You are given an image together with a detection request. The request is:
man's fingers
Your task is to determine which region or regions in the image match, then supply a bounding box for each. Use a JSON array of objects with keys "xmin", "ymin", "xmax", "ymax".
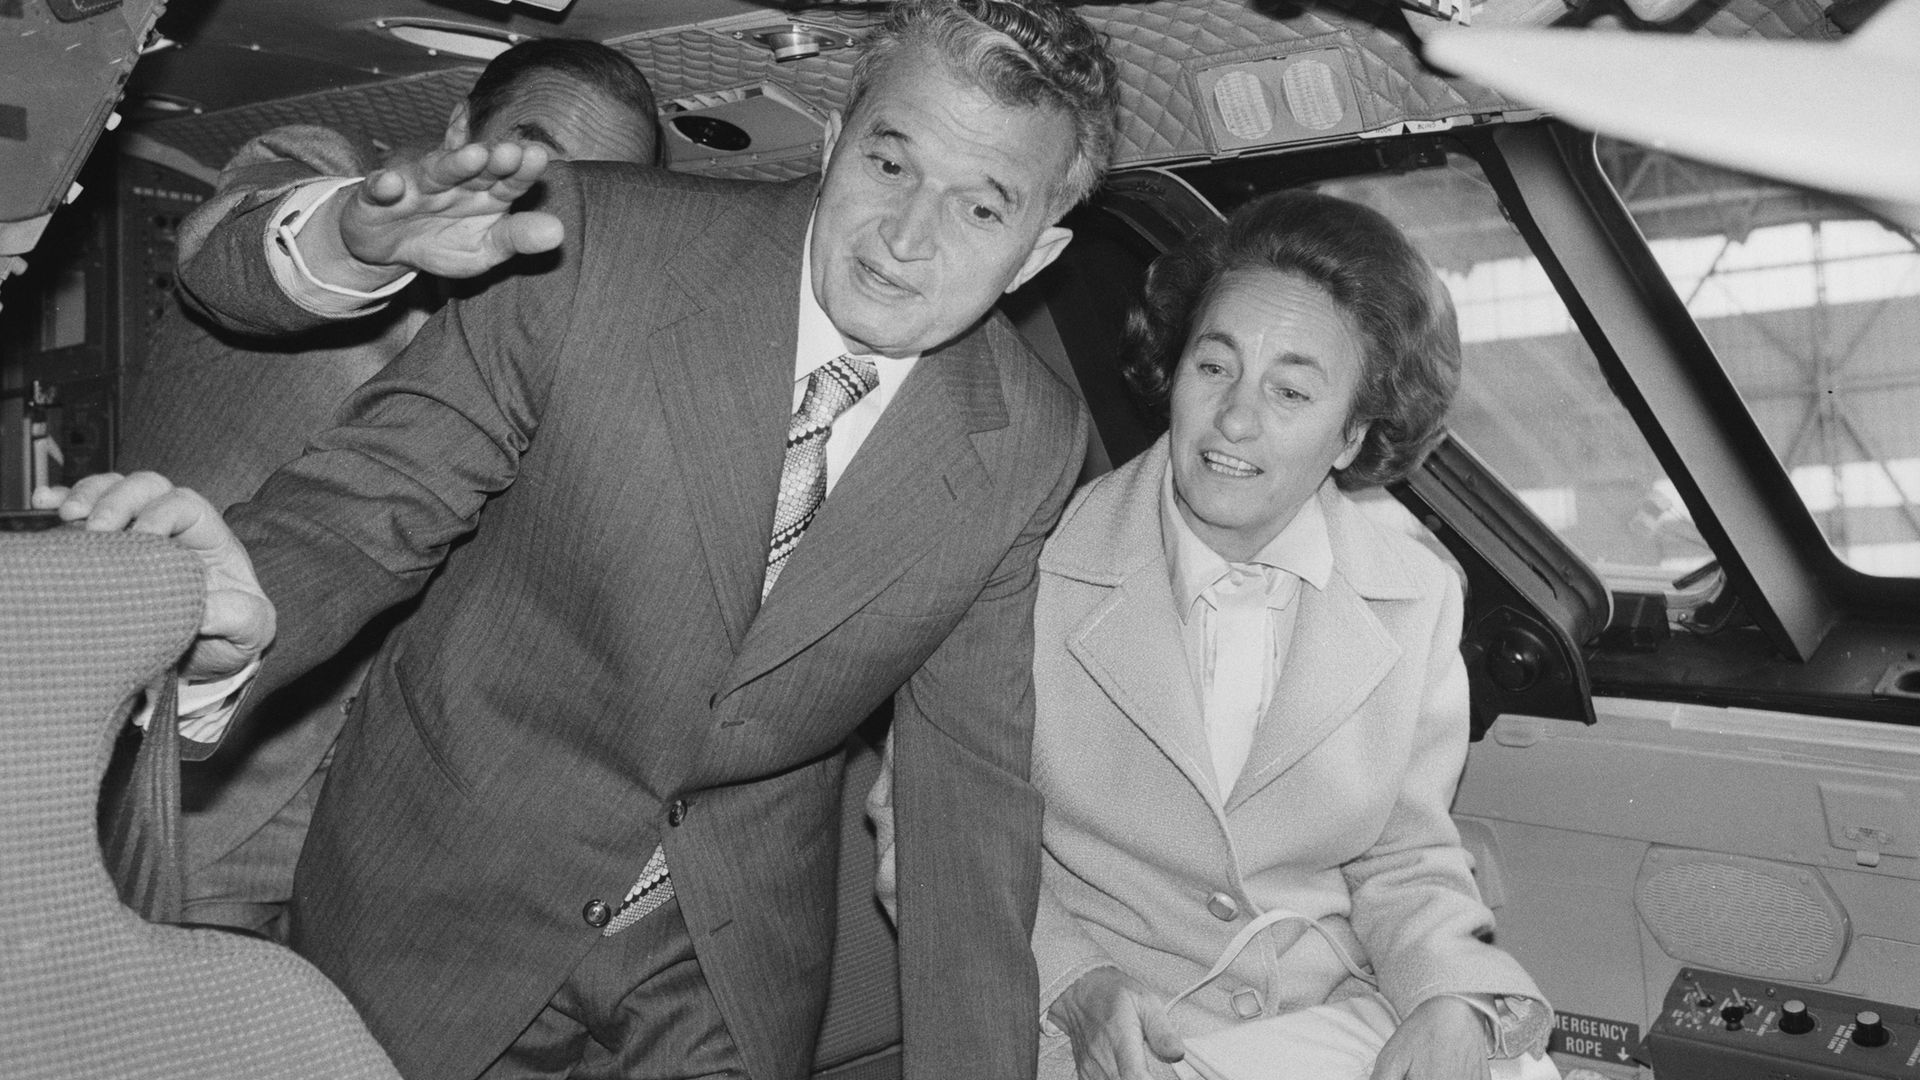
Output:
[
  {"xmin": 361, "ymin": 168, "xmax": 409, "ymax": 207},
  {"xmin": 203, "ymin": 587, "xmax": 278, "ymax": 658},
  {"xmin": 52, "ymin": 471, "xmax": 124, "ymax": 518},
  {"xmin": 70, "ymin": 471, "xmax": 172, "ymax": 529},
  {"xmin": 418, "ymin": 141, "xmax": 495, "ymax": 191},
  {"xmin": 502, "ymin": 211, "xmax": 564, "ymax": 257}
]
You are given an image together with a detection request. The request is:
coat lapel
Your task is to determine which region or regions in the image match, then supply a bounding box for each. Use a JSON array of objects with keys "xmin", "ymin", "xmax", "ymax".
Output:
[
  {"xmin": 1067, "ymin": 570, "xmax": 1219, "ymax": 805},
  {"xmin": 1225, "ymin": 489, "xmax": 1415, "ymax": 810},
  {"xmin": 649, "ymin": 179, "xmax": 819, "ymax": 649},
  {"xmin": 1047, "ymin": 439, "xmax": 1220, "ymax": 805},
  {"xmin": 720, "ymin": 318, "xmax": 1007, "ymax": 696}
]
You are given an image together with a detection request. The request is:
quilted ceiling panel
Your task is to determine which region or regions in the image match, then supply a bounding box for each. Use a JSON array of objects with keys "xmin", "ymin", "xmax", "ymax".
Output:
[{"xmin": 137, "ymin": 0, "xmax": 1834, "ymax": 180}]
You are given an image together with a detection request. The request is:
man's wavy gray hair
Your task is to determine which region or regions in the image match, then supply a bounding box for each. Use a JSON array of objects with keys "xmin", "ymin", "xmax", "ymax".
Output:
[{"xmin": 847, "ymin": 0, "xmax": 1120, "ymax": 215}]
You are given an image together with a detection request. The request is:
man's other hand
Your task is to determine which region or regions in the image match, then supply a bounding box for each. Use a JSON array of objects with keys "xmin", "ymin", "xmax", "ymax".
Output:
[
  {"xmin": 34, "ymin": 472, "xmax": 276, "ymax": 682},
  {"xmin": 1050, "ymin": 965, "xmax": 1187, "ymax": 1080},
  {"xmin": 322, "ymin": 140, "xmax": 566, "ymax": 289}
]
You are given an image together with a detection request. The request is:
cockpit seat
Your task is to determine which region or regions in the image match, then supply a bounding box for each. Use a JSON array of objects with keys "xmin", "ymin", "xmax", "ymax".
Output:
[{"xmin": 0, "ymin": 528, "xmax": 399, "ymax": 1080}]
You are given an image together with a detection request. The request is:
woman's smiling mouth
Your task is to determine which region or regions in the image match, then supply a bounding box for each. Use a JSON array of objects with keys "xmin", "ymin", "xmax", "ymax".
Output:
[{"xmin": 1201, "ymin": 449, "xmax": 1261, "ymax": 477}]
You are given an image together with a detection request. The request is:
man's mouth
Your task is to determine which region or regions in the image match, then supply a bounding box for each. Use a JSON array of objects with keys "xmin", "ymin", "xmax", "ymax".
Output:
[
  {"xmin": 855, "ymin": 258, "xmax": 916, "ymax": 298},
  {"xmin": 1201, "ymin": 449, "xmax": 1261, "ymax": 478}
]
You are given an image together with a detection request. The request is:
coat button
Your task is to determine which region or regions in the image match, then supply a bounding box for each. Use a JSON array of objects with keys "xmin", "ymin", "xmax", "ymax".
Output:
[
  {"xmin": 1207, "ymin": 892, "xmax": 1239, "ymax": 921},
  {"xmin": 1232, "ymin": 988, "xmax": 1263, "ymax": 1019},
  {"xmin": 667, "ymin": 799, "xmax": 688, "ymax": 826},
  {"xmin": 582, "ymin": 899, "xmax": 611, "ymax": 928}
]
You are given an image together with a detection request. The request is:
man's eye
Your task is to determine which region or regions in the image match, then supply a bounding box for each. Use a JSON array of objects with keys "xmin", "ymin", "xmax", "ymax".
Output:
[
  {"xmin": 872, "ymin": 155, "xmax": 904, "ymax": 177},
  {"xmin": 970, "ymin": 204, "xmax": 1003, "ymax": 224}
]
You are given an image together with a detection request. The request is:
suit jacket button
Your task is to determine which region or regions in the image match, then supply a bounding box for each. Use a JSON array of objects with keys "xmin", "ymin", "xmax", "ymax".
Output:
[
  {"xmin": 1207, "ymin": 892, "xmax": 1239, "ymax": 921},
  {"xmin": 667, "ymin": 799, "xmax": 688, "ymax": 827},
  {"xmin": 582, "ymin": 899, "xmax": 612, "ymax": 928},
  {"xmin": 1231, "ymin": 988, "xmax": 1262, "ymax": 1019}
]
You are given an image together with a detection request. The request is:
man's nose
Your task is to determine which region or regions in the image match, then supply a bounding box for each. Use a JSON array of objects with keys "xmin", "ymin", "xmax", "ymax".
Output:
[{"xmin": 880, "ymin": 190, "xmax": 939, "ymax": 262}]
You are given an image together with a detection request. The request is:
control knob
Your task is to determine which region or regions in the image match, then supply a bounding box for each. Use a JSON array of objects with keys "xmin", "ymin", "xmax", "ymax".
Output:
[
  {"xmin": 1853, "ymin": 1011, "xmax": 1889, "ymax": 1048},
  {"xmin": 1778, "ymin": 1000, "xmax": 1815, "ymax": 1035}
]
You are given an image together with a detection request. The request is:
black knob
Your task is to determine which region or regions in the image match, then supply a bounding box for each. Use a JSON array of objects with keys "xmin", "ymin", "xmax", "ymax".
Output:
[
  {"xmin": 1487, "ymin": 627, "xmax": 1550, "ymax": 692},
  {"xmin": 1721, "ymin": 1003, "xmax": 1748, "ymax": 1030},
  {"xmin": 667, "ymin": 798, "xmax": 688, "ymax": 826},
  {"xmin": 1779, "ymin": 1000, "xmax": 1815, "ymax": 1035},
  {"xmin": 1853, "ymin": 1011, "xmax": 1889, "ymax": 1048}
]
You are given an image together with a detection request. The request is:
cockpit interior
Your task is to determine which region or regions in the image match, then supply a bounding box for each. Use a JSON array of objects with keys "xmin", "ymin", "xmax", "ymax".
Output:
[{"xmin": 3, "ymin": 0, "xmax": 1917, "ymax": 1078}]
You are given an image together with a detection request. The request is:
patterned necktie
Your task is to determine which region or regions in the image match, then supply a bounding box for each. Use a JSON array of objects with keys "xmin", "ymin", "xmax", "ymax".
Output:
[{"xmin": 763, "ymin": 354, "xmax": 879, "ymax": 599}]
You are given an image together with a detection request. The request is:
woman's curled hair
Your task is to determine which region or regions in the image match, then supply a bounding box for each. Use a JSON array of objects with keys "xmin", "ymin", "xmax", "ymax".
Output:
[{"xmin": 1122, "ymin": 188, "xmax": 1462, "ymax": 489}]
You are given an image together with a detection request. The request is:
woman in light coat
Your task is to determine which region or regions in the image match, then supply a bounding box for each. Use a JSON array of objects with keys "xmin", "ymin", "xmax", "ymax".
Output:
[{"xmin": 1033, "ymin": 191, "xmax": 1558, "ymax": 1080}]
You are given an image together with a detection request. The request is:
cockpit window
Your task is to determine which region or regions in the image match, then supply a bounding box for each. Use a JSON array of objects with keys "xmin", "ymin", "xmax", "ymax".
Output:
[
  {"xmin": 1313, "ymin": 150, "xmax": 1717, "ymax": 598},
  {"xmin": 1598, "ymin": 139, "xmax": 1920, "ymax": 580}
]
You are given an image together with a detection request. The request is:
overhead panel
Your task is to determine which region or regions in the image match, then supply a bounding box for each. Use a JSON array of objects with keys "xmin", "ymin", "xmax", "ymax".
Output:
[{"xmin": 129, "ymin": 0, "xmax": 1836, "ymax": 181}]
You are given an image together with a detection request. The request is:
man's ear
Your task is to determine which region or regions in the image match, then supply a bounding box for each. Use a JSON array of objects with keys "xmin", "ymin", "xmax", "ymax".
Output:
[
  {"xmin": 1005, "ymin": 225, "xmax": 1073, "ymax": 294},
  {"xmin": 819, "ymin": 110, "xmax": 844, "ymax": 173},
  {"xmin": 444, "ymin": 101, "xmax": 472, "ymax": 149}
]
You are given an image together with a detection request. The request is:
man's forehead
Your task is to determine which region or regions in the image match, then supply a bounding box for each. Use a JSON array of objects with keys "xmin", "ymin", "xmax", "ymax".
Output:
[{"xmin": 846, "ymin": 78, "xmax": 1074, "ymax": 199}]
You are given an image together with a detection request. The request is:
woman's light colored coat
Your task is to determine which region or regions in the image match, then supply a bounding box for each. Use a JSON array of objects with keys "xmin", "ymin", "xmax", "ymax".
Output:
[{"xmin": 1032, "ymin": 437, "xmax": 1543, "ymax": 1069}]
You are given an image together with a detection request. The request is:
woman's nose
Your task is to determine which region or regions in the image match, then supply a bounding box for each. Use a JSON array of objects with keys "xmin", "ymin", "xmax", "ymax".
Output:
[{"xmin": 1215, "ymin": 386, "xmax": 1260, "ymax": 441}]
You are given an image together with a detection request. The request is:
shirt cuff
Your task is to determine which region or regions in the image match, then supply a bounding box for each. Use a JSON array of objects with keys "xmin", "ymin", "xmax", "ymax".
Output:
[
  {"xmin": 1441, "ymin": 992, "xmax": 1555, "ymax": 1059},
  {"xmin": 268, "ymin": 177, "xmax": 417, "ymax": 317},
  {"xmin": 129, "ymin": 660, "xmax": 261, "ymax": 753}
]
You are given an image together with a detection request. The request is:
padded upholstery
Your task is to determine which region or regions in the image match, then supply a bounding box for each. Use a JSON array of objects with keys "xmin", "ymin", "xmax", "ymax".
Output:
[{"xmin": 0, "ymin": 529, "xmax": 400, "ymax": 1080}]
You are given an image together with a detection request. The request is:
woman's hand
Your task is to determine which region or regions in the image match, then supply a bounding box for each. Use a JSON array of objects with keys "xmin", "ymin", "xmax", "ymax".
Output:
[
  {"xmin": 1369, "ymin": 995, "xmax": 1492, "ymax": 1080},
  {"xmin": 1048, "ymin": 966, "xmax": 1186, "ymax": 1080}
]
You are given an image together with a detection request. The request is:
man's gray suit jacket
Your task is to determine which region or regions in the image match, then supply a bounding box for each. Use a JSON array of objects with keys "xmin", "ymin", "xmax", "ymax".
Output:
[{"xmin": 223, "ymin": 162, "xmax": 1088, "ymax": 1080}]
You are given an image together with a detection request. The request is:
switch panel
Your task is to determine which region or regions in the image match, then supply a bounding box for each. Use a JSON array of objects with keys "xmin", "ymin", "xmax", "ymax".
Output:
[{"xmin": 1646, "ymin": 967, "xmax": 1920, "ymax": 1080}]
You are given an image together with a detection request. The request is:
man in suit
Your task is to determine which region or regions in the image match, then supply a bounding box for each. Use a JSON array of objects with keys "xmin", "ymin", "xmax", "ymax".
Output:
[
  {"xmin": 49, "ymin": 1, "xmax": 1118, "ymax": 1078},
  {"xmin": 116, "ymin": 38, "xmax": 660, "ymax": 940}
]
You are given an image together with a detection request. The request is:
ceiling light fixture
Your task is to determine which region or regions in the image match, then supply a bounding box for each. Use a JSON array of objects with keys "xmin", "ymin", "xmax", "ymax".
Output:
[
  {"xmin": 734, "ymin": 22, "xmax": 857, "ymax": 62},
  {"xmin": 368, "ymin": 18, "xmax": 529, "ymax": 60}
]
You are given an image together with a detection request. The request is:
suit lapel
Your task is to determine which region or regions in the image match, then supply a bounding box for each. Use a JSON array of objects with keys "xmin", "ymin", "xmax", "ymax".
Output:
[
  {"xmin": 1226, "ymin": 564, "xmax": 1400, "ymax": 811},
  {"xmin": 649, "ymin": 179, "xmax": 818, "ymax": 649},
  {"xmin": 721, "ymin": 320, "xmax": 1006, "ymax": 695}
]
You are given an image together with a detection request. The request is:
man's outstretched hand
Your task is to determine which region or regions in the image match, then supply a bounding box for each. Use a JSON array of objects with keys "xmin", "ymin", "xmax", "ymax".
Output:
[{"xmin": 308, "ymin": 139, "xmax": 565, "ymax": 291}]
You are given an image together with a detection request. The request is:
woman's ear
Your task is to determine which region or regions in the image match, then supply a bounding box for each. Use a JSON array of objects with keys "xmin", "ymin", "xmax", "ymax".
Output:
[{"xmin": 1335, "ymin": 420, "xmax": 1371, "ymax": 471}]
